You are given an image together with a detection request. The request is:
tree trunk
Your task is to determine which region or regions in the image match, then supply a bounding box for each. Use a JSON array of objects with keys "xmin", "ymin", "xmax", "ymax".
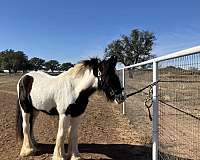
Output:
[
  {"xmin": 128, "ymin": 68, "xmax": 133, "ymax": 79},
  {"xmin": 8, "ymin": 68, "xmax": 12, "ymax": 74},
  {"xmin": 14, "ymin": 69, "xmax": 17, "ymax": 73}
]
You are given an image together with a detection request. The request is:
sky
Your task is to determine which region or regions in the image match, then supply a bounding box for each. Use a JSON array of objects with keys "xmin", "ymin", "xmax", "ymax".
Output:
[{"xmin": 0, "ymin": 0, "xmax": 200, "ymax": 63}]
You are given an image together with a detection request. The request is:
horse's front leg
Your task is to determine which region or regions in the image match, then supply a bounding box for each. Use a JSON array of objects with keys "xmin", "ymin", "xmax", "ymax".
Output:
[
  {"xmin": 53, "ymin": 114, "xmax": 68, "ymax": 160},
  {"xmin": 67, "ymin": 116, "xmax": 82, "ymax": 160}
]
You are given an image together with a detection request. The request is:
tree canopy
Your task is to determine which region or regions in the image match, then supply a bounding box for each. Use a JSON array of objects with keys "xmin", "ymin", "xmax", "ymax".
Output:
[
  {"xmin": 0, "ymin": 49, "xmax": 28, "ymax": 73},
  {"xmin": 60, "ymin": 62, "xmax": 74, "ymax": 71},
  {"xmin": 29, "ymin": 57, "xmax": 45, "ymax": 71},
  {"xmin": 104, "ymin": 29, "xmax": 156, "ymax": 66},
  {"xmin": 45, "ymin": 60, "xmax": 60, "ymax": 72}
]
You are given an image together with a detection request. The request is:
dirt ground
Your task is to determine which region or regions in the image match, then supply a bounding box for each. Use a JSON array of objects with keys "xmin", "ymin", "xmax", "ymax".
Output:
[{"xmin": 0, "ymin": 75, "xmax": 151, "ymax": 160}]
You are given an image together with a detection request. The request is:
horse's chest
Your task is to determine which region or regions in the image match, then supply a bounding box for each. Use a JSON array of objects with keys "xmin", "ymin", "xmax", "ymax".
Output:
[
  {"xmin": 65, "ymin": 87, "xmax": 96, "ymax": 117},
  {"xmin": 65, "ymin": 100, "xmax": 88, "ymax": 117}
]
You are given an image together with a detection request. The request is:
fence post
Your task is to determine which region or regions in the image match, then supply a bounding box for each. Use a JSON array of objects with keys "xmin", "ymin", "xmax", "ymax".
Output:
[
  {"xmin": 122, "ymin": 68, "xmax": 126, "ymax": 115},
  {"xmin": 152, "ymin": 61, "xmax": 159, "ymax": 160}
]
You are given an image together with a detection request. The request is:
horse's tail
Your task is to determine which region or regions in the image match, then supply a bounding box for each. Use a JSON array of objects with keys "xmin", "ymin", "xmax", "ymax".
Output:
[
  {"xmin": 16, "ymin": 98, "xmax": 23, "ymax": 142},
  {"xmin": 16, "ymin": 75, "xmax": 34, "ymax": 142}
]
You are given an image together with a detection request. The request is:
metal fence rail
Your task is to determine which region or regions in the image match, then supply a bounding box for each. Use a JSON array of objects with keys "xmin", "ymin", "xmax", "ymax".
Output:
[{"xmin": 118, "ymin": 45, "xmax": 200, "ymax": 160}]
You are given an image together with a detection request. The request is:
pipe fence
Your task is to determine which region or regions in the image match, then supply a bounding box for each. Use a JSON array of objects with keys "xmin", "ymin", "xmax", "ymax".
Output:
[{"xmin": 118, "ymin": 45, "xmax": 200, "ymax": 160}]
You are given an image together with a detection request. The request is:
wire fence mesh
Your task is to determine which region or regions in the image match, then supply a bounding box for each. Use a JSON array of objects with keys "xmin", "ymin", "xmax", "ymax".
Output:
[
  {"xmin": 118, "ymin": 65, "xmax": 153, "ymax": 159},
  {"xmin": 118, "ymin": 51, "xmax": 200, "ymax": 160},
  {"xmin": 158, "ymin": 53, "xmax": 200, "ymax": 160}
]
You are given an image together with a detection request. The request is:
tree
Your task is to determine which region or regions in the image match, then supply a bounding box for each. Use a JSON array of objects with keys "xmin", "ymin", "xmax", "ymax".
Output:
[
  {"xmin": 60, "ymin": 62, "xmax": 74, "ymax": 71},
  {"xmin": 0, "ymin": 55, "xmax": 4, "ymax": 71},
  {"xmin": 29, "ymin": 57, "xmax": 45, "ymax": 71},
  {"xmin": 0, "ymin": 49, "xmax": 28, "ymax": 73},
  {"xmin": 13, "ymin": 51, "xmax": 29, "ymax": 73},
  {"xmin": 105, "ymin": 29, "xmax": 156, "ymax": 65},
  {"xmin": 104, "ymin": 29, "xmax": 156, "ymax": 77},
  {"xmin": 45, "ymin": 60, "xmax": 60, "ymax": 72},
  {"xmin": 0, "ymin": 49, "xmax": 15, "ymax": 73}
]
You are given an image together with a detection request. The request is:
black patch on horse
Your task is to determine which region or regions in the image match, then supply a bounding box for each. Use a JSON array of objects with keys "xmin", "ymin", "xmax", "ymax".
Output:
[
  {"xmin": 16, "ymin": 75, "xmax": 34, "ymax": 141},
  {"xmin": 18, "ymin": 75, "xmax": 34, "ymax": 113},
  {"xmin": 65, "ymin": 87, "xmax": 96, "ymax": 117}
]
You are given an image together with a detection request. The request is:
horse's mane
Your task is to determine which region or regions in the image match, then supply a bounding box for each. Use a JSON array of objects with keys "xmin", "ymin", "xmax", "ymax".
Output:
[{"xmin": 63, "ymin": 58, "xmax": 100, "ymax": 78}]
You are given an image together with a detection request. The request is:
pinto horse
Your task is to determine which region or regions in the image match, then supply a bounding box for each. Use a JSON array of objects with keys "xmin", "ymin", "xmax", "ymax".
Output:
[{"xmin": 16, "ymin": 56, "xmax": 124, "ymax": 160}]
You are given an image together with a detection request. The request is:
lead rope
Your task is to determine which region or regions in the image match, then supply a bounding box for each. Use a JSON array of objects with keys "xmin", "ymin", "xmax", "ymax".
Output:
[
  {"xmin": 125, "ymin": 80, "xmax": 160, "ymax": 121},
  {"xmin": 144, "ymin": 87, "xmax": 153, "ymax": 121}
]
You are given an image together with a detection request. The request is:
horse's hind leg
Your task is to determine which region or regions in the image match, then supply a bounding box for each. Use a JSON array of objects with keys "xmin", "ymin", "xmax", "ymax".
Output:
[
  {"xmin": 30, "ymin": 110, "xmax": 39, "ymax": 146},
  {"xmin": 20, "ymin": 109, "xmax": 36, "ymax": 156},
  {"xmin": 17, "ymin": 75, "xmax": 36, "ymax": 156}
]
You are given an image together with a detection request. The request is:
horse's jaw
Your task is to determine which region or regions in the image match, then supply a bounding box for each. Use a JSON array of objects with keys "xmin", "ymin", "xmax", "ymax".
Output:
[{"xmin": 92, "ymin": 77, "xmax": 98, "ymax": 88}]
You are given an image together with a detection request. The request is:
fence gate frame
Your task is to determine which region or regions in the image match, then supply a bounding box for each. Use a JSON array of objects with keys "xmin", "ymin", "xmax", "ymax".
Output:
[{"xmin": 119, "ymin": 45, "xmax": 200, "ymax": 160}]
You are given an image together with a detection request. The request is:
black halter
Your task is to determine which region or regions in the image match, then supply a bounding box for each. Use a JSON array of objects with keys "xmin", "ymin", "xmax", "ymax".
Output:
[{"xmin": 97, "ymin": 69, "xmax": 115, "ymax": 96}]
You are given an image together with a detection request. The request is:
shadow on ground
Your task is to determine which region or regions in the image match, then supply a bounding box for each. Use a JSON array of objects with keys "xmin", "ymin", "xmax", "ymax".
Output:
[
  {"xmin": 34, "ymin": 143, "xmax": 193, "ymax": 160},
  {"xmin": 35, "ymin": 143, "xmax": 151, "ymax": 160}
]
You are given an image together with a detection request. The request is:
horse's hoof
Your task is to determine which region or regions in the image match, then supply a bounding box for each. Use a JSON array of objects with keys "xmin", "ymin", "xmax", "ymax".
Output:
[
  {"xmin": 66, "ymin": 153, "xmax": 72, "ymax": 159},
  {"xmin": 70, "ymin": 155, "xmax": 82, "ymax": 160},
  {"xmin": 52, "ymin": 156, "xmax": 65, "ymax": 160},
  {"xmin": 20, "ymin": 147, "xmax": 36, "ymax": 157}
]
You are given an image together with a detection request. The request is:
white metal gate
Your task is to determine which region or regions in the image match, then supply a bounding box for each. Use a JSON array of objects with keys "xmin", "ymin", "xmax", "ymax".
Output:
[{"xmin": 119, "ymin": 45, "xmax": 200, "ymax": 160}]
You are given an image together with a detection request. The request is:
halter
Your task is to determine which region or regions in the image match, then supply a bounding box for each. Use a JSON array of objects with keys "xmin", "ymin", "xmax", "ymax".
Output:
[
  {"xmin": 97, "ymin": 69, "xmax": 116, "ymax": 97},
  {"xmin": 97, "ymin": 69, "xmax": 103, "ymax": 89}
]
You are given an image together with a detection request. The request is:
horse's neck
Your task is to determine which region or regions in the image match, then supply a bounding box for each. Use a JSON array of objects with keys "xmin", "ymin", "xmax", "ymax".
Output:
[
  {"xmin": 73, "ymin": 69, "xmax": 98, "ymax": 94},
  {"xmin": 58, "ymin": 68, "xmax": 98, "ymax": 96}
]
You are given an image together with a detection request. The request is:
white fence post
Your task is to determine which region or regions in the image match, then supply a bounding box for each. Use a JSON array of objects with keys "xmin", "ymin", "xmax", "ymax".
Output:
[
  {"xmin": 122, "ymin": 68, "xmax": 126, "ymax": 115},
  {"xmin": 152, "ymin": 61, "xmax": 159, "ymax": 160}
]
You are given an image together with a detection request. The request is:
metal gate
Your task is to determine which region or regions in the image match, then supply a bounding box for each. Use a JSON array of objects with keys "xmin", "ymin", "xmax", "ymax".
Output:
[{"xmin": 118, "ymin": 45, "xmax": 200, "ymax": 160}]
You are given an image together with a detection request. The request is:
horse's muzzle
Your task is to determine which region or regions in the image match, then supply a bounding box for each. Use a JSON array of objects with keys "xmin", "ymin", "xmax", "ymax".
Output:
[{"xmin": 115, "ymin": 93, "xmax": 126, "ymax": 104}]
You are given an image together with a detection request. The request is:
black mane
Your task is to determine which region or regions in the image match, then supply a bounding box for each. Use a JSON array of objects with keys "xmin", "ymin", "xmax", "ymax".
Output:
[
  {"xmin": 81, "ymin": 57, "xmax": 100, "ymax": 67},
  {"xmin": 81, "ymin": 58, "xmax": 101, "ymax": 77}
]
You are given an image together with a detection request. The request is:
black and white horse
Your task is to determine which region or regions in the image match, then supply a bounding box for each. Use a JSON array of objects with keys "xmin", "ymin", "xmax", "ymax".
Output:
[{"xmin": 16, "ymin": 56, "xmax": 124, "ymax": 160}]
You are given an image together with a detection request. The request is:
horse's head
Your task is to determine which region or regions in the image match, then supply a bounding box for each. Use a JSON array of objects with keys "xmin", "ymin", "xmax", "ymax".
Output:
[{"xmin": 97, "ymin": 56, "xmax": 125, "ymax": 104}]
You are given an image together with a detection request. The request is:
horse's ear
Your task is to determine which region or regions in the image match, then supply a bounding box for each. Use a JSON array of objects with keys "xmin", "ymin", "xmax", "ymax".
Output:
[
  {"xmin": 98, "ymin": 60, "xmax": 104, "ymax": 72},
  {"xmin": 108, "ymin": 56, "xmax": 117, "ymax": 68}
]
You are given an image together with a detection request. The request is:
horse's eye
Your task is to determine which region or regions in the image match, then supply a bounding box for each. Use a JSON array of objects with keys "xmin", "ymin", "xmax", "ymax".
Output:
[{"xmin": 110, "ymin": 90, "xmax": 115, "ymax": 96}]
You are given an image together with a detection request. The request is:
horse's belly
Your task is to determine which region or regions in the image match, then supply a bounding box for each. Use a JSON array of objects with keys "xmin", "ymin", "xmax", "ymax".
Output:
[{"xmin": 30, "ymin": 92, "xmax": 56, "ymax": 112}]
